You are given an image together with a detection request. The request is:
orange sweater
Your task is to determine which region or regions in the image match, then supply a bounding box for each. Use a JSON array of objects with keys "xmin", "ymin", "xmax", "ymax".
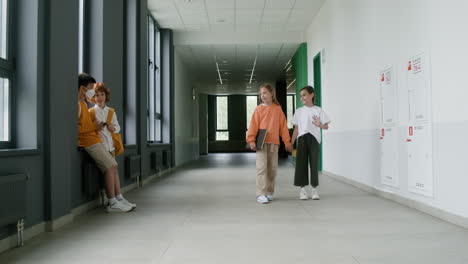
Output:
[
  {"xmin": 246, "ymin": 103, "xmax": 291, "ymax": 147},
  {"xmin": 78, "ymin": 101, "xmax": 102, "ymax": 147}
]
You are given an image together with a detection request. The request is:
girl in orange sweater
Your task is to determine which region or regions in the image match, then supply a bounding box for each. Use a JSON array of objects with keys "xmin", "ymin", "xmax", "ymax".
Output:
[{"xmin": 247, "ymin": 84, "xmax": 293, "ymax": 204}]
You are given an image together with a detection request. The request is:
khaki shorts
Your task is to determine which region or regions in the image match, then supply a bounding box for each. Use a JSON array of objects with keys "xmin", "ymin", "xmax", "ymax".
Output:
[{"xmin": 85, "ymin": 143, "xmax": 118, "ymax": 172}]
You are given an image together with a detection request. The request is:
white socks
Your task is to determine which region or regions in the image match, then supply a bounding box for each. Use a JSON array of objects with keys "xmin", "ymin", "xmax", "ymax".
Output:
[
  {"xmin": 108, "ymin": 197, "xmax": 118, "ymax": 205},
  {"xmin": 116, "ymin": 194, "xmax": 124, "ymax": 200}
]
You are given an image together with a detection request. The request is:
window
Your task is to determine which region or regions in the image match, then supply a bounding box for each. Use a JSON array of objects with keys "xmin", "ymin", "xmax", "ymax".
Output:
[
  {"xmin": 0, "ymin": 0, "xmax": 11, "ymax": 146},
  {"xmin": 287, "ymin": 94, "xmax": 295, "ymax": 129},
  {"xmin": 78, "ymin": 0, "xmax": 85, "ymax": 72},
  {"xmin": 216, "ymin": 96, "xmax": 228, "ymax": 140},
  {"xmin": 147, "ymin": 15, "xmax": 162, "ymax": 142},
  {"xmin": 246, "ymin": 95, "xmax": 258, "ymax": 129}
]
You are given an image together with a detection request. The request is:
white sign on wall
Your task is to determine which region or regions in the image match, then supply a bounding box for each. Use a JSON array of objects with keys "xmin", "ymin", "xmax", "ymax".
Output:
[
  {"xmin": 406, "ymin": 52, "xmax": 434, "ymax": 197},
  {"xmin": 407, "ymin": 53, "xmax": 432, "ymax": 122},
  {"xmin": 406, "ymin": 123, "xmax": 434, "ymax": 197},
  {"xmin": 380, "ymin": 127, "xmax": 399, "ymax": 187},
  {"xmin": 380, "ymin": 66, "xmax": 397, "ymax": 125},
  {"xmin": 379, "ymin": 66, "xmax": 399, "ymax": 188}
]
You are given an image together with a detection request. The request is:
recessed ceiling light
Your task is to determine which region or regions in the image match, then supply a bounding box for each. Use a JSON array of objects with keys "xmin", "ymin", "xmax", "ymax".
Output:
[
  {"xmin": 185, "ymin": 0, "xmax": 193, "ymax": 3},
  {"xmin": 217, "ymin": 19, "xmax": 226, "ymax": 23}
]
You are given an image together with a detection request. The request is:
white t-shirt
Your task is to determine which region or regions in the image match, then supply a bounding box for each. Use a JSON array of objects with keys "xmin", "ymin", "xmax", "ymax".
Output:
[
  {"xmin": 292, "ymin": 105, "xmax": 330, "ymax": 144},
  {"xmin": 93, "ymin": 105, "xmax": 121, "ymax": 152}
]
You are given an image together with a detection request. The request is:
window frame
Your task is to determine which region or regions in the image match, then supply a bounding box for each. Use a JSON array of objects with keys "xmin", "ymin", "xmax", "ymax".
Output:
[
  {"xmin": 246, "ymin": 95, "xmax": 258, "ymax": 131},
  {"xmin": 215, "ymin": 95, "xmax": 229, "ymax": 141},
  {"xmin": 78, "ymin": 0, "xmax": 88, "ymax": 73},
  {"xmin": 287, "ymin": 94, "xmax": 295, "ymax": 129},
  {"xmin": 147, "ymin": 14, "xmax": 162, "ymax": 143},
  {"xmin": 0, "ymin": 0, "xmax": 14, "ymax": 149}
]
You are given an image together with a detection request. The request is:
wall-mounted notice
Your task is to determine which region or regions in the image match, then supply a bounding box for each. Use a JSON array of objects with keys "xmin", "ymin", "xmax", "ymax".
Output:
[
  {"xmin": 406, "ymin": 52, "xmax": 434, "ymax": 198},
  {"xmin": 407, "ymin": 123, "xmax": 434, "ymax": 197},
  {"xmin": 380, "ymin": 66, "xmax": 397, "ymax": 125},
  {"xmin": 380, "ymin": 126, "xmax": 399, "ymax": 187},
  {"xmin": 407, "ymin": 53, "xmax": 432, "ymax": 122}
]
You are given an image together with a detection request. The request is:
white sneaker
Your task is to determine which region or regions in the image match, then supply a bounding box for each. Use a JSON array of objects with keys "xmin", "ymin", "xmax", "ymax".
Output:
[
  {"xmin": 257, "ymin": 195, "xmax": 269, "ymax": 204},
  {"xmin": 299, "ymin": 188, "xmax": 308, "ymax": 200},
  {"xmin": 106, "ymin": 200, "xmax": 132, "ymax": 213},
  {"xmin": 311, "ymin": 188, "xmax": 320, "ymax": 200},
  {"xmin": 118, "ymin": 198, "xmax": 136, "ymax": 210},
  {"xmin": 266, "ymin": 195, "xmax": 274, "ymax": 201}
]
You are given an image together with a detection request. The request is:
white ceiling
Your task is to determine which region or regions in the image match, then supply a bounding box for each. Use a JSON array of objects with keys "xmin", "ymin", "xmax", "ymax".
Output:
[
  {"xmin": 176, "ymin": 43, "xmax": 298, "ymax": 94},
  {"xmin": 148, "ymin": 0, "xmax": 326, "ymax": 33},
  {"xmin": 148, "ymin": 0, "xmax": 326, "ymax": 94}
]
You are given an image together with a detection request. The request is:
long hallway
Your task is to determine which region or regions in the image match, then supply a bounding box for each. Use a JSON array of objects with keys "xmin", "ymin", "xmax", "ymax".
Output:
[{"xmin": 1, "ymin": 153, "xmax": 468, "ymax": 264}]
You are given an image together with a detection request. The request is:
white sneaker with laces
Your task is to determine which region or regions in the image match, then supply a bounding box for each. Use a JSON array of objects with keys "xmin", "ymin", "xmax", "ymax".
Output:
[
  {"xmin": 257, "ymin": 195, "xmax": 269, "ymax": 204},
  {"xmin": 311, "ymin": 188, "xmax": 320, "ymax": 200},
  {"xmin": 106, "ymin": 200, "xmax": 132, "ymax": 213},
  {"xmin": 266, "ymin": 195, "xmax": 274, "ymax": 201},
  {"xmin": 299, "ymin": 188, "xmax": 308, "ymax": 200},
  {"xmin": 119, "ymin": 198, "xmax": 136, "ymax": 210}
]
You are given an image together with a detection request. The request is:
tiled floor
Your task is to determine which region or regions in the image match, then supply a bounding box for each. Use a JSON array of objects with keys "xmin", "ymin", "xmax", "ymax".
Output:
[{"xmin": 1, "ymin": 153, "xmax": 468, "ymax": 264}]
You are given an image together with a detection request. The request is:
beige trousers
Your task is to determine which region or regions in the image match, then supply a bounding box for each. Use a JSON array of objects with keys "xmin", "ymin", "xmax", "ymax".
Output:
[{"xmin": 256, "ymin": 143, "xmax": 279, "ymax": 196}]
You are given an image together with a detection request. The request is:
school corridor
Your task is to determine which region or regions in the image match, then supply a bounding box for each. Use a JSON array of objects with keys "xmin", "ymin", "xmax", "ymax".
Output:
[
  {"xmin": 2, "ymin": 0, "xmax": 468, "ymax": 263},
  {"xmin": 1, "ymin": 153, "xmax": 468, "ymax": 264}
]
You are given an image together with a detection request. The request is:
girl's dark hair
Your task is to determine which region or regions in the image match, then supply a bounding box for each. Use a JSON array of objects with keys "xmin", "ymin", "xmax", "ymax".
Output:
[
  {"xmin": 300, "ymin": 85, "xmax": 315, "ymax": 104},
  {"xmin": 78, "ymin": 73, "xmax": 96, "ymax": 89}
]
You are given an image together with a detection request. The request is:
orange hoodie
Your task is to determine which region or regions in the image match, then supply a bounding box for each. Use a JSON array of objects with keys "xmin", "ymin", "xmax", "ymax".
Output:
[{"xmin": 246, "ymin": 103, "xmax": 291, "ymax": 147}]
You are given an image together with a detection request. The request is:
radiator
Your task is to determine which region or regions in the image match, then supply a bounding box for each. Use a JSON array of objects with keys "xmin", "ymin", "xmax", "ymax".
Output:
[
  {"xmin": 163, "ymin": 150, "xmax": 172, "ymax": 169},
  {"xmin": 0, "ymin": 173, "xmax": 28, "ymax": 246},
  {"xmin": 150, "ymin": 152, "xmax": 163, "ymax": 170},
  {"xmin": 0, "ymin": 173, "xmax": 28, "ymax": 227},
  {"xmin": 125, "ymin": 155, "xmax": 141, "ymax": 179}
]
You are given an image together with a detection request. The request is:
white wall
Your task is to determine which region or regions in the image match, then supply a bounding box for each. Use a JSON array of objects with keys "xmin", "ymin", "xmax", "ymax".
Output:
[
  {"xmin": 174, "ymin": 51, "xmax": 199, "ymax": 166},
  {"xmin": 306, "ymin": 0, "xmax": 468, "ymax": 218}
]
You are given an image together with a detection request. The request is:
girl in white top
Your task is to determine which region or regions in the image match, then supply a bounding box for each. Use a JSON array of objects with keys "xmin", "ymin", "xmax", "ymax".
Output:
[
  {"xmin": 92, "ymin": 86, "xmax": 121, "ymax": 153},
  {"xmin": 89, "ymin": 82, "xmax": 136, "ymax": 211},
  {"xmin": 290, "ymin": 86, "xmax": 331, "ymax": 201}
]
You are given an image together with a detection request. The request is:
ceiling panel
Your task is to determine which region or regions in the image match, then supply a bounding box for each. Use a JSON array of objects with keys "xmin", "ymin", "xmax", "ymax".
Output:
[
  {"xmin": 184, "ymin": 24, "xmax": 211, "ymax": 31},
  {"xmin": 209, "ymin": 10, "xmax": 235, "ymax": 24},
  {"xmin": 261, "ymin": 9, "xmax": 290, "ymax": 23},
  {"xmin": 205, "ymin": 0, "xmax": 235, "ymax": 9},
  {"xmin": 236, "ymin": 0, "xmax": 266, "ymax": 9},
  {"xmin": 294, "ymin": 0, "xmax": 326, "ymax": 10},
  {"xmin": 288, "ymin": 10, "xmax": 314, "ymax": 24},
  {"xmin": 181, "ymin": 12, "xmax": 209, "ymax": 24},
  {"xmin": 260, "ymin": 24, "xmax": 285, "ymax": 32},
  {"xmin": 173, "ymin": 0, "xmax": 205, "ymax": 10},
  {"xmin": 236, "ymin": 9, "xmax": 263, "ymax": 24},
  {"xmin": 265, "ymin": 0, "xmax": 294, "ymax": 9},
  {"xmin": 211, "ymin": 24, "xmax": 236, "ymax": 32}
]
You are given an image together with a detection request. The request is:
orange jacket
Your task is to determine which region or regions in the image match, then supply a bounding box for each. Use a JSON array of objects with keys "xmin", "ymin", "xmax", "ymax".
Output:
[
  {"xmin": 246, "ymin": 103, "xmax": 291, "ymax": 147},
  {"xmin": 78, "ymin": 101, "xmax": 102, "ymax": 147}
]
